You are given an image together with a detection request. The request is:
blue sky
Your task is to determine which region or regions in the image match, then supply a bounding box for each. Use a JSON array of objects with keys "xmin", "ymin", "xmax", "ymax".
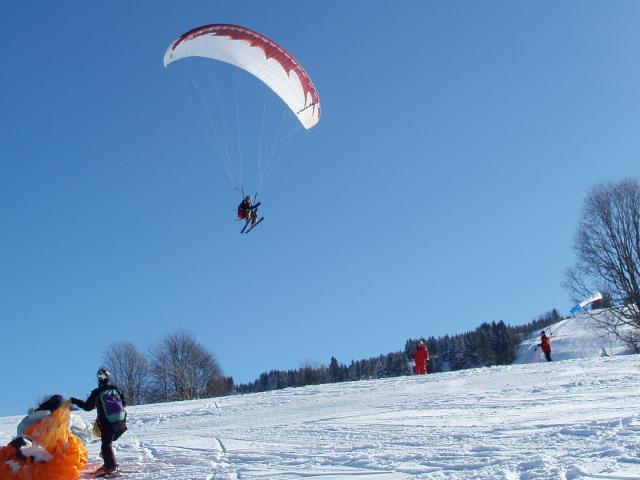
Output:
[{"xmin": 1, "ymin": 1, "xmax": 639, "ymax": 416}]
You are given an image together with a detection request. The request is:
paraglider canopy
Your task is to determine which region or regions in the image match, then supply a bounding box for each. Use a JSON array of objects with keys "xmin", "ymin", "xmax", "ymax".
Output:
[
  {"xmin": 164, "ymin": 23, "xmax": 321, "ymax": 130},
  {"xmin": 569, "ymin": 292, "xmax": 603, "ymax": 316}
]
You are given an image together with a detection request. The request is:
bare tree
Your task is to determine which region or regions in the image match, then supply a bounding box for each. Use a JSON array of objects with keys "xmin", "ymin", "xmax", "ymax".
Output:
[
  {"xmin": 564, "ymin": 178, "xmax": 640, "ymax": 352},
  {"xmin": 147, "ymin": 330, "xmax": 226, "ymax": 402},
  {"xmin": 103, "ymin": 341, "xmax": 149, "ymax": 405},
  {"xmin": 147, "ymin": 346, "xmax": 171, "ymax": 403}
]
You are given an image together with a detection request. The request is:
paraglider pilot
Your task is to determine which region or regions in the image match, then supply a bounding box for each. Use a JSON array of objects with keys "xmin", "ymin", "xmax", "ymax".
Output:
[{"xmin": 238, "ymin": 195, "xmax": 259, "ymax": 227}]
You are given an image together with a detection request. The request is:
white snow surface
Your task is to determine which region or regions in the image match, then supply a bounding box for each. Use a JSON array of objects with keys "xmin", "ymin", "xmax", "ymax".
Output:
[{"xmin": 1, "ymin": 314, "xmax": 639, "ymax": 479}]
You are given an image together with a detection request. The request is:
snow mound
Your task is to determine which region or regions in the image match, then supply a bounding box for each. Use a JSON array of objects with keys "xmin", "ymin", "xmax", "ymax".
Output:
[{"xmin": 514, "ymin": 309, "xmax": 632, "ymax": 364}]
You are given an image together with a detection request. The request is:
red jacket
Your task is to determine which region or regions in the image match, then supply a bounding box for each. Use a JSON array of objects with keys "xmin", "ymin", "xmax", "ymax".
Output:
[
  {"xmin": 413, "ymin": 345, "xmax": 429, "ymax": 364},
  {"xmin": 539, "ymin": 335, "xmax": 551, "ymax": 354}
]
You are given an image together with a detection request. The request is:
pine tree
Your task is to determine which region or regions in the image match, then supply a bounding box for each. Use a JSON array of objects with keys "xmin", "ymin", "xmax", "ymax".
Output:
[
  {"xmin": 476, "ymin": 330, "xmax": 496, "ymax": 366},
  {"xmin": 328, "ymin": 356, "xmax": 347, "ymax": 382}
]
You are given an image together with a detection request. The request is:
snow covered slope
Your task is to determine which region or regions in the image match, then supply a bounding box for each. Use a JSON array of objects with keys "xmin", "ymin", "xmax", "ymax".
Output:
[
  {"xmin": 514, "ymin": 310, "xmax": 632, "ymax": 364},
  {"xmin": 1, "ymin": 352, "xmax": 639, "ymax": 479}
]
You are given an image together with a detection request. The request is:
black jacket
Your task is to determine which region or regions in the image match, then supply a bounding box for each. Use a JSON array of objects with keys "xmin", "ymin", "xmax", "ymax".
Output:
[
  {"xmin": 72, "ymin": 384, "xmax": 127, "ymax": 437},
  {"xmin": 238, "ymin": 200, "xmax": 260, "ymax": 213}
]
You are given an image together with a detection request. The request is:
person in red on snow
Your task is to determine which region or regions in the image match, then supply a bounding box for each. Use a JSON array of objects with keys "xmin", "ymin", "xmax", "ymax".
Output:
[
  {"xmin": 412, "ymin": 340, "xmax": 429, "ymax": 374},
  {"xmin": 537, "ymin": 330, "xmax": 552, "ymax": 362}
]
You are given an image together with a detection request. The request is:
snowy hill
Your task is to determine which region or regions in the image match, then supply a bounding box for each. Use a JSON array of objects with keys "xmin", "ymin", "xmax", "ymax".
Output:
[
  {"xmin": 514, "ymin": 310, "xmax": 631, "ymax": 364},
  {"xmin": 0, "ymin": 316, "xmax": 638, "ymax": 479}
]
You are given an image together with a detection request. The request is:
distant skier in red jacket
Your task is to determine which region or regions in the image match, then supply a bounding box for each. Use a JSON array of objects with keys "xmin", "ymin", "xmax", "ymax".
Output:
[
  {"xmin": 412, "ymin": 340, "xmax": 429, "ymax": 374},
  {"xmin": 537, "ymin": 331, "xmax": 552, "ymax": 362}
]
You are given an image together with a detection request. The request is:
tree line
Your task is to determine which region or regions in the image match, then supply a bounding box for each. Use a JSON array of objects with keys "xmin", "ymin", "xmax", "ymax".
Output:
[
  {"xmin": 236, "ymin": 315, "xmax": 561, "ymax": 394},
  {"xmin": 105, "ymin": 313, "xmax": 561, "ymax": 405}
]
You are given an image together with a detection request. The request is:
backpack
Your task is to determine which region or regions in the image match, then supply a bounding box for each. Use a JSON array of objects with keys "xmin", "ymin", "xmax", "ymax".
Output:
[{"xmin": 99, "ymin": 388, "xmax": 126, "ymax": 423}]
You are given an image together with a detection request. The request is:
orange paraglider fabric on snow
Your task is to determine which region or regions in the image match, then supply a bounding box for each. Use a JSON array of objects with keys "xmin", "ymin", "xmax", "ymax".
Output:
[{"xmin": 0, "ymin": 400, "xmax": 89, "ymax": 480}]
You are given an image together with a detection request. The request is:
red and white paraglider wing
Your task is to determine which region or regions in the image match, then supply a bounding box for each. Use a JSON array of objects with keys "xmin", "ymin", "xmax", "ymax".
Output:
[{"xmin": 163, "ymin": 24, "xmax": 320, "ymax": 129}]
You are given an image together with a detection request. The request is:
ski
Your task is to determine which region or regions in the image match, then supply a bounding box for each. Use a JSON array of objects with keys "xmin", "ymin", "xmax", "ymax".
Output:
[
  {"xmin": 239, "ymin": 203, "xmax": 261, "ymax": 233},
  {"xmin": 93, "ymin": 473, "xmax": 118, "ymax": 479},
  {"xmin": 81, "ymin": 465, "xmax": 142, "ymax": 479},
  {"xmin": 244, "ymin": 217, "xmax": 264, "ymax": 234},
  {"xmin": 89, "ymin": 468, "xmax": 142, "ymax": 478}
]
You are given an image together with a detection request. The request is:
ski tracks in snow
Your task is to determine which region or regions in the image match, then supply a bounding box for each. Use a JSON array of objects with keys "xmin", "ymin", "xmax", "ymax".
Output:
[
  {"xmin": 82, "ymin": 360, "xmax": 640, "ymax": 479},
  {"xmin": 112, "ymin": 434, "xmax": 237, "ymax": 479},
  {"xmin": 80, "ymin": 405, "xmax": 238, "ymax": 480},
  {"xmin": 1, "ymin": 348, "xmax": 639, "ymax": 479}
]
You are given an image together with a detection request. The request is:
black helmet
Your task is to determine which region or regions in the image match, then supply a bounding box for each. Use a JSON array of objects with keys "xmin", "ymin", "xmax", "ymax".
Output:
[
  {"xmin": 36, "ymin": 394, "xmax": 64, "ymax": 413},
  {"xmin": 97, "ymin": 368, "xmax": 110, "ymax": 384}
]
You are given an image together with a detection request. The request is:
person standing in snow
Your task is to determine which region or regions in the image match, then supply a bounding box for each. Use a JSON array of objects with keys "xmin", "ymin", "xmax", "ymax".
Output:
[
  {"xmin": 412, "ymin": 340, "xmax": 429, "ymax": 374},
  {"xmin": 537, "ymin": 331, "xmax": 552, "ymax": 362},
  {"xmin": 71, "ymin": 368, "xmax": 127, "ymax": 476}
]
